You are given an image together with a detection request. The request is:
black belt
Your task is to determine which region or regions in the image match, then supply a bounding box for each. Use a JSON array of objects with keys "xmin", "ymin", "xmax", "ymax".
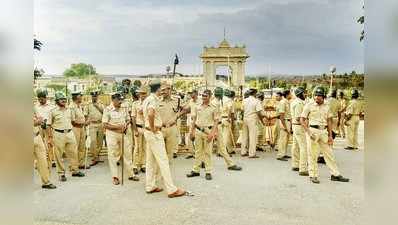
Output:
[
  {"xmin": 221, "ymin": 116, "xmax": 229, "ymax": 118},
  {"xmin": 54, "ymin": 129, "xmax": 72, "ymax": 133},
  {"xmin": 292, "ymin": 123, "xmax": 301, "ymax": 125},
  {"xmin": 136, "ymin": 124, "xmax": 143, "ymax": 128},
  {"xmin": 309, "ymin": 125, "xmax": 328, "ymax": 130},
  {"xmin": 35, "ymin": 131, "xmax": 40, "ymax": 136},
  {"xmin": 195, "ymin": 125, "xmax": 213, "ymax": 133}
]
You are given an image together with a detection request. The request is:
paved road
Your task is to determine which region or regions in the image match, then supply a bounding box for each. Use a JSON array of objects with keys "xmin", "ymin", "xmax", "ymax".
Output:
[{"xmin": 34, "ymin": 122, "xmax": 363, "ymax": 225}]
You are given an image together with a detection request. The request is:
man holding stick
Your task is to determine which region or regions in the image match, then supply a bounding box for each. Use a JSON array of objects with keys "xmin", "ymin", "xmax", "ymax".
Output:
[{"xmin": 102, "ymin": 92, "xmax": 138, "ymax": 185}]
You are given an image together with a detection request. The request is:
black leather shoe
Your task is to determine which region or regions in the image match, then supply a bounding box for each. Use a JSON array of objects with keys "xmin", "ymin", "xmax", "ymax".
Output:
[
  {"xmin": 299, "ymin": 171, "xmax": 309, "ymax": 176},
  {"xmin": 277, "ymin": 157, "xmax": 288, "ymax": 161},
  {"xmin": 331, "ymin": 175, "xmax": 350, "ymax": 182},
  {"xmin": 186, "ymin": 171, "xmax": 200, "ymax": 178},
  {"xmin": 344, "ymin": 146, "xmax": 355, "ymax": 150},
  {"xmin": 292, "ymin": 167, "xmax": 299, "ymax": 171},
  {"xmin": 59, "ymin": 175, "xmax": 67, "ymax": 182},
  {"xmin": 283, "ymin": 155, "xmax": 291, "ymax": 159},
  {"xmin": 185, "ymin": 155, "xmax": 194, "ymax": 159},
  {"xmin": 72, "ymin": 171, "xmax": 85, "ymax": 177},
  {"xmin": 228, "ymin": 165, "xmax": 242, "ymax": 171},
  {"xmin": 140, "ymin": 167, "xmax": 146, "ymax": 173},
  {"xmin": 42, "ymin": 183, "xmax": 57, "ymax": 189},
  {"xmin": 133, "ymin": 168, "xmax": 139, "ymax": 175},
  {"xmin": 241, "ymin": 153, "xmax": 249, "ymax": 157},
  {"xmin": 51, "ymin": 162, "xmax": 56, "ymax": 168},
  {"xmin": 310, "ymin": 177, "xmax": 320, "ymax": 184},
  {"xmin": 128, "ymin": 175, "xmax": 139, "ymax": 181},
  {"xmin": 205, "ymin": 173, "xmax": 212, "ymax": 180},
  {"xmin": 317, "ymin": 157, "xmax": 326, "ymax": 164},
  {"xmin": 79, "ymin": 165, "xmax": 90, "ymax": 169},
  {"xmin": 200, "ymin": 162, "xmax": 205, "ymax": 168},
  {"xmin": 173, "ymin": 153, "xmax": 178, "ymax": 158}
]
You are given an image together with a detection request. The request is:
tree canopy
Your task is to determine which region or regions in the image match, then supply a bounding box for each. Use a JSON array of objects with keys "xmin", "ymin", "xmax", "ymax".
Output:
[{"xmin": 63, "ymin": 63, "xmax": 97, "ymax": 78}]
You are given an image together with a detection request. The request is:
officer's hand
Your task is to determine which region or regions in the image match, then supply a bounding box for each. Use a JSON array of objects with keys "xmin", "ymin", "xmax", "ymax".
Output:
[
  {"xmin": 47, "ymin": 138, "xmax": 53, "ymax": 148},
  {"xmin": 207, "ymin": 133, "xmax": 215, "ymax": 142},
  {"xmin": 190, "ymin": 132, "xmax": 195, "ymax": 141},
  {"xmin": 134, "ymin": 130, "xmax": 139, "ymax": 137},
  {"xmin": 328, "ymin": 136, "xmax": 333, "ymax": 146}
]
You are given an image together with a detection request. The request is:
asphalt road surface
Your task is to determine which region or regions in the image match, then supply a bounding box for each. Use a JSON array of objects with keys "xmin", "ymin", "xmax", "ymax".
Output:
[{"xmin": 34, "ymin": 122, "xmax": 364, "ymax": 225}]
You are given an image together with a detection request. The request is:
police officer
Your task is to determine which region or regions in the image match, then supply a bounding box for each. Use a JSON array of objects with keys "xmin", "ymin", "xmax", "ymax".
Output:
[
  {"xmin": 34, "ymin": 109, "xmax": 56, "ymax": 189},
  {"xmin": 290, "ymin": 87, "xmax": 308, "ymax": 176},
  {"xmin": 34, "ymin": 89, "xmax": 56, "ymax": 167},
  {"xmin": 186, "ymin": 90, "xmax": 219, "ymax": 180},
  {"xmin": 241, "ymin": 88, "xmax": 264, "ymax": 158},
  {"xmin": 211, "ymin": 88, "xmax": 242, "ymax": 171},
  {"xmin": 70, "ymin": 91, "xmax": 89, "ymax": 169},
  {"xmin": 85, "ymin": 90, "xmax": 105, "ymax": 166},
  {"xmin": 142, "ymin": 80, "xmax": 186, "ymax": 198},
  {"xmin": 274, "ymin": 90, "xmax": 292, "ymax": 161},
  {"xmin": 47, "ymin": 92, "xmax": 85, "ymax": 181},
  {"xmin": 103, "ymin": 92, "xmax": 139, "ymax": 185},
  {"xmin": 159, "ymin": 82, "xmax": 179, "ymax": 161},
  {"xmin": 338, "ymin": 91, "xmax": 347, "ymax": 138},
  {"xmin": 344, "ymin": 89, "xmax": 362, "ymax": 150},
  {"xmin": 326, "ymin": 89, "xmax": 341, "ymax": 138},
  {"xmin": 131, "ymin": 86, "xmax": 148, "ymax": 175},
  {"xmin": 183, "ymin": 90, "xmax": 200, "ymax": 159},
  {"xmin": 300, "ymin": 86, "xmax": 349, "ymax": 184}
]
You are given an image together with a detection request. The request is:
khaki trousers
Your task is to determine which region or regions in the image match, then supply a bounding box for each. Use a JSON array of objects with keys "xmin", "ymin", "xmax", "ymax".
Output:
[
  {"xmin": 291, "ymin": 125, "xmax": 308, "ymax": 172},
  {"xmin": 277, "ymin": 120, "xmax": 291, "ymax": 158},
  {"xmin": 72, "ymin": 127, "xmax": 86, "ymax": 167},
  {"xmin": 346, "ymin": 116, "xmax": 360, "ymax": 148},
  {"xmin": 306, "ymin": 128, "xmax": 340, "ymax": 178},
  {"xmin": 162, "ymin": 125, "xmax": 178, "ymax": 161},
  {"xmin": 105, "ymin": 130, "xmax": 134, "ymax": 179},
  {"xmin": 89, "ymin": 123, "xmax": 104, "ymax": 161},
  {"xmin": 53, "ymin": 131, "xmax": 79, "ymax": 175},
  {"xmin": 40, "ymin": 129, "xmax": 54, "ymax": 166},
  {"xmin": 143, "ymin": 131, "xmax": 178, "ymax": 194},
  {"xmin": 222, "ymin": 119, "xmax": 235, "ymax": 153},
  {"xmin": 34, "ymin": 135, "xmax": 51, "ymax": 185},
  {"xmin": 241, "ymin": 116, "xmax": 258, "ymax": 157},
  {"xmin": 218, "ymin": 123, "xmax": 235, "ymax": 167},
  {"xmin": 339, "ymin": 116, "xmax": 346, "ymax": 137},
  {"xmin": 331, "ymin": 117, "xmax": 339, "ymax": 134},
  {"xmin": 192, "ymin": 129, "xmax": 213, "ymax": 173},
  {"xmin": 133, "ymin": 127, "xmax": 146, "ymax": 169}
]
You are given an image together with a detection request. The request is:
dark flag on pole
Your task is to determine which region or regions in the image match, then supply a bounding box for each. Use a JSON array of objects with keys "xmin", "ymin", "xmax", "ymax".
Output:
[{"xmin": 174, "ymin": 54, "xmax": 179, "ymax": 65}]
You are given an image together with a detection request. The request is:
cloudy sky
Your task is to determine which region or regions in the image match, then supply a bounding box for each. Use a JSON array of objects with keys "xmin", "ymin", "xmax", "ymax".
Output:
[{"xmin": 34, "ymin": 0, "xmax": 364, "ymax": 76}]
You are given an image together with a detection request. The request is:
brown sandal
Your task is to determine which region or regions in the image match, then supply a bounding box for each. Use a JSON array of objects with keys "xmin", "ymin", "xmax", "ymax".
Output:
[{"xmin": 112, "ymin": 177, "xmax": 120, "ymax": 185}]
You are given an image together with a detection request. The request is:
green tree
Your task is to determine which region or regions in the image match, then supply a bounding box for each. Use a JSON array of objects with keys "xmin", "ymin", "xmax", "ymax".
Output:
[{"xmin": 63, "ymin": 63, "xmax": 97, "ymax": 78}]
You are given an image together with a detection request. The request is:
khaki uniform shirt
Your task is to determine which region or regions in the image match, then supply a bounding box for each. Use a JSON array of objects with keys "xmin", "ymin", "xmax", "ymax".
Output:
[
  {"xmin": 301, "ymin": 102, "xmax": 333, "ymax": 126},
  {"xmin": 34, "ymin": 103, "xmax": 56, "ymax": 121},
  {"xmin": 159, "ymin": 97, "xmax": 178, "ymax": 125},
  {"xmin": 84, "ymin": 102, "xmax": 104, "ymax": 123},
  {"xmin": 243, "ymin": 96, "xmax": 262, "ymax": 119},
  {"xmin": 326, "ymin": 97, "xmax": 341, "ymax": 118},
  {"xmin": 290, "ymin": 98, "xmax": 305, "ymax": 124},
  {"xmin": 121, "ymin": 98, "xmax": 133, "ymax": 115},
  {"xmin": 70, "ymin": 102, "xmax": 86, "ymax": 124},
  {"xmin": 131, "ymin": 100, "xmax": 145, "ymax": 125},
  {"xmin": 102, "ymin": 105, "xmax": 130, "ymax": 126},
  {"xmin": 277, "ymin": 98, "xmax": 291, "ymax": 119},
  {"xmin": 142, "ymin": 94, "xmax": 163, "ymax": 128},
  {"xmin": 345, "ymin": 99, "xmax": 362, "ymax": 116},
  {"xmin": 192, "ymin": 103, "xmax": 218, "ymax": 127},
  {"xmin": 47, "ymin": 106, "xmax": 73, "ymax": 130},
  {"xmin": 221, "ymin": 97, "xmax": 235, "ymax": 118}
]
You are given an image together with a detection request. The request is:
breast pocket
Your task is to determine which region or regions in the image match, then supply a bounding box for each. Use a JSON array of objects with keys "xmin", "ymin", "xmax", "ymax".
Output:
[{"xmin": 110, "ymin": 111, "xmax": 122, "ymax": 123}]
